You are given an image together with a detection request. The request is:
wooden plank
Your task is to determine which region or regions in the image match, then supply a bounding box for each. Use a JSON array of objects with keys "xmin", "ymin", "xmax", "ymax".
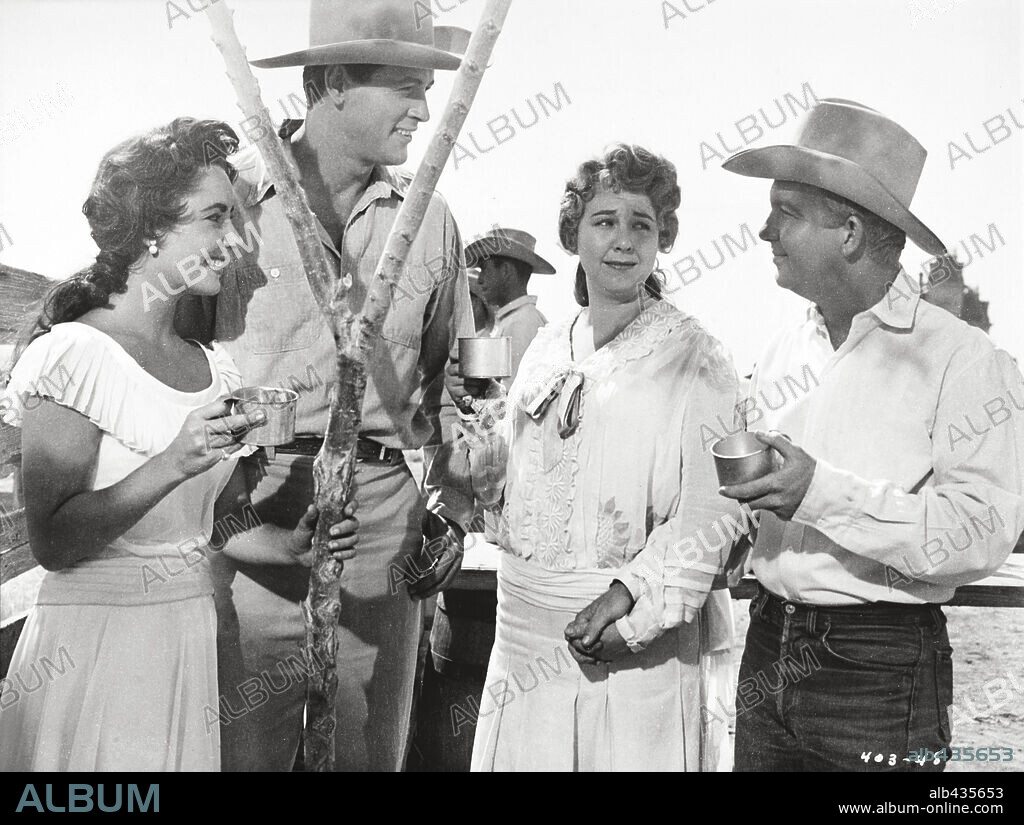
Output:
[
  {"xmin": 0, "ymin": 263, "xmax": 50, "ymax": 344},
  {"xmin": 0, "ymin": 505, "xmax": 28, "ymax": 550},
  {"xmin": 452, "ymin": 536, "xmax": 1024, "ymax": 608},
  {"xmin": 0, "ymin": 508, "xmax": 36, "ymax": 584},
  {"xmin": 0, "ymin": 612, "xmax": 29, "ymax": 679},
  {"xmin": 1, "ymin": 543, "xmax": 36, "ymax": 584},
  {"xmin": 0, "ymin": 422, "xmax": 21, "ymax": 470}
]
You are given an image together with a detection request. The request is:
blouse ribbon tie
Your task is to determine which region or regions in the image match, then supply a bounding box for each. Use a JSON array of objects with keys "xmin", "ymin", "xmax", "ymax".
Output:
[{"xmin": 521, "ymin": 369, "xmax": 585, "ymax": 439}]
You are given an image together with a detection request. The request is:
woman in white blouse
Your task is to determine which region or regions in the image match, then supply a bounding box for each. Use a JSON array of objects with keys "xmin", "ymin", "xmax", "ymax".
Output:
[{"xmin": 449, "ymin": 144, "xmax": 742, "ymax": 771}]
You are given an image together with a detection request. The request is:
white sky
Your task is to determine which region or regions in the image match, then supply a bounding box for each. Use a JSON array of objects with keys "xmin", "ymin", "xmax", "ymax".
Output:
[{"xmin": 1, "ymin": 0, "xmax": 1021, "ymax": 373}]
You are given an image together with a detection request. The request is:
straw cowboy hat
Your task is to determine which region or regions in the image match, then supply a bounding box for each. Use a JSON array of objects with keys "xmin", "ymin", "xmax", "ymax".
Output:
[
  {"xmin": 465, "ymin": 228, "xmax": 557, "ymax": 274},
  {"xmin": 250, "ymin": 0, "xmax": 471, "ymax": 71},
  {"xmin": 723, "ymin": 99, "xmax": 947, "ymax": 256}
]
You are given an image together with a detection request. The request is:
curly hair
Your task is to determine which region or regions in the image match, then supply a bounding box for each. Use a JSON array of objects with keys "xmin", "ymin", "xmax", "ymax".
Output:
[
  {"xmin": 558, "ymin": 144, "xmax": 681, "ymax": 306},
  {"xmin": 20, "ymin": 118, "xmax": 238, "ymax": 353}
]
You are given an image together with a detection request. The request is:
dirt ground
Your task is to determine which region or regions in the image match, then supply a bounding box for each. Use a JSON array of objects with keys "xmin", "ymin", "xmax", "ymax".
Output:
[
  {"xmin": 944, "ymin": 606, "xmax": 1024, "ymax": 773},
  {"xmin": 730, "ymin": 601, "xmax": 1023, "ymax": 773}
]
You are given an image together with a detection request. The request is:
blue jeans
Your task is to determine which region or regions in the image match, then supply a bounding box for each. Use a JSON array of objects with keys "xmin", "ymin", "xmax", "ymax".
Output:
[{"xmin": 734, "ymin": 586, "xmax": 952, "ymax": 772}]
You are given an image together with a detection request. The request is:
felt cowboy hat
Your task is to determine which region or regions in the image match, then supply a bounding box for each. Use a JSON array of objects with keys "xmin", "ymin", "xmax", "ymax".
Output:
[
  {"xmin": 722, "ymin": 99, "xmax": 947, "ymax": 256},
  {"xmin": 250, "ymin": 0, "xmax": 471, "ymax": 71},
  {"xmin": 465, "ymin": 228, "xmax": 557, "ymax": 274}
]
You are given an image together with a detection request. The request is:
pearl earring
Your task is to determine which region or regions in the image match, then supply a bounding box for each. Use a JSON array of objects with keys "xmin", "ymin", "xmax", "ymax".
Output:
[{"xmin": 148, "ymin": 240, "xmax": 158, "ymax": 257}]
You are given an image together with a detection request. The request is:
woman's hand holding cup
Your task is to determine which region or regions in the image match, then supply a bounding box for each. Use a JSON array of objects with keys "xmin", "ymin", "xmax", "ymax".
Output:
[
  {"xmin": 160, "ymin": 399, "xmax": 265, "ymax": 479},
  {"xmin": 445, "ymin": 360, "xmax": 489, "ymax": 414}
]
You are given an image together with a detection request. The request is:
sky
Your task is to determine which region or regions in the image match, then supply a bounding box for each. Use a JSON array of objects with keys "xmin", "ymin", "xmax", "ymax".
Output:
[{"xmin": 1, "ymin": 0, "xmax": 1021, "ymax": 373}]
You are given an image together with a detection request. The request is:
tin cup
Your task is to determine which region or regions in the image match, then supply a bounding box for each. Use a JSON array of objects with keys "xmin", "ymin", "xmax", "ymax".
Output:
[
  {"xmin": 458, "ymin": 336, "xmax": 512, "ymax": 379},
  {"xmin": 711, "ymin": 431, "xmax": 775, "ymax": 487},
  {"xmin": 226, "ymin": 386, "xmax": 299, "ymax": 450}
]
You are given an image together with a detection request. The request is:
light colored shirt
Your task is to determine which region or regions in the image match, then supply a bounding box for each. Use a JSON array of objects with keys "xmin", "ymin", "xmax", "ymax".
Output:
[
  {"xmin": 176, "ymin": 140, "xmax": 474, "ymax": 526},
  {"xmin": 497, "ymin": 299, "xmax": 742, "ymax": 648},
  {"xmin": 746, "ymin": 269, "xmax": 1024, "ymax": 605},
  {"xmin": 492, "ymin": 294, "xmax": 546, "ymax": 382},
  {"xmin": 180, "ymin": 141, "xmax": 474, "ymax": 449}
]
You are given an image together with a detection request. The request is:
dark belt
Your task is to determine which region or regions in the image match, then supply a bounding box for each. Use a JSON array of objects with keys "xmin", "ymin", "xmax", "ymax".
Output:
[
  {"xmin": 752, "ymin": 583, "xmax": 944, "ymax": 630},
  {"xmin": 271, "ymin": 436, "xmax": 405, "ymax": 465}
]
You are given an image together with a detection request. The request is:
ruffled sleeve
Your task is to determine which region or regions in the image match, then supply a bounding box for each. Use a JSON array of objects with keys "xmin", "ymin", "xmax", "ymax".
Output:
[
  {"xmin": 1, "ymin": 326, "xmax": 183, "ymax": 455},
  {"xmin": 0, "ymin": 327, "xmax": 249, "ymax": 458}
]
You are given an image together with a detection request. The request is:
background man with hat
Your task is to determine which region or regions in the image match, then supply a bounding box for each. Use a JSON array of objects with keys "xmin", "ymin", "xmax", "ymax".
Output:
[
  {"xmin": 177, "ymin": 0, "xmax": 475, "ymax": 771},
  {"xmin": 713, "ymin": 99, "xmax": 1024, "ymax": 771},
  {"xmin": 919, "ymin": 254, "xmax": 992, "ymax": 333},
  {"xmin": 465, "ymin": 227, "xmax": 556, "ymax": 387},
  {"xmin": 411, "ymin": 227, "xmax": 552, "ymax": 770}
]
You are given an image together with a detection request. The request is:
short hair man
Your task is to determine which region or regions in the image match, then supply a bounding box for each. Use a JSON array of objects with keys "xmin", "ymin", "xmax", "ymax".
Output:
[
  {"xmin": 466, "ymin": 227, "xmax": 556, "ymax": 384},
  {"xmin": 720, "ymin": 99, "xmax": 1024, "ymax": 771},
  {"xmin": 177, "ymin": 0, "xmax": 475, "ymax": 771}
]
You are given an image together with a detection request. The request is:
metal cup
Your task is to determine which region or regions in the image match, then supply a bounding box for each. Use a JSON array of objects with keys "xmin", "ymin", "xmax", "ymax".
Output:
[
  {"xmin": 458, "ymin": 336, "xmax": 512, "ymax": 379},
  {"xmin": 226, "ymin": 386, "xmax": 299, "ymax": 454},
  {"xmin": 711, "ymin": 431, "xmax": 775, "ymax": 486}
]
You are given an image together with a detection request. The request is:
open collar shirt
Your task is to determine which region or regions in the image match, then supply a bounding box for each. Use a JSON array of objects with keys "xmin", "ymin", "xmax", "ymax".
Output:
[
  {"xmin": 746, "ymin": 269, "xmax": 1024, "ymax": 605},
  {"xmin": 199, "ymin": 141, "xmax": 473, "ymax": 449}
]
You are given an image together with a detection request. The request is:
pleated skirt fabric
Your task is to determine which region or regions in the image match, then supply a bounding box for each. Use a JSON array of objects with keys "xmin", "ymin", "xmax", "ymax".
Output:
[
  {"xmin": 0, "ymin": 596, "xmax": 219, "ymax": 772},
  {"xmin": 471, "ymin": 554, "xmax": 730, "ymax": 772}
]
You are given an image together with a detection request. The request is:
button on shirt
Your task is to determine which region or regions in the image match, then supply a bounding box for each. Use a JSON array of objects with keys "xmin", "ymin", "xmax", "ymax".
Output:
[
  {"xmin": 199, "ymin": 142, "xmax": 473, "ymax": 448},
  {"xmin": 745, "ymin": 269, "xmax": 1024, "ymax": 605},
  {"xmin": 491, "ymin": 294, "xmax": 547, "ymax": 382}
]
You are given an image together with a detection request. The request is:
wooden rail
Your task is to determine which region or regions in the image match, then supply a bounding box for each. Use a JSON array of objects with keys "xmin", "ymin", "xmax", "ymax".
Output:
[
  {"xmin": 0, "ymin": 265, "xmax": 49, "ymax": 678},
  {"xmin": 454, "ymin": 536, "xmax": 1024, "ymax": 608}
]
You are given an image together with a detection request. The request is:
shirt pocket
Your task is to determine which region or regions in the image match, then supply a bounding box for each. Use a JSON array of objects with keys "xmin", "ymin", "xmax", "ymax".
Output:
[
  {"xmin": 379, "ymin": 264, "xmax": 434, "ymax": 350},
  {"xmin": 239, "ymin": 262, "xmax": 325, "ymax": 355}
]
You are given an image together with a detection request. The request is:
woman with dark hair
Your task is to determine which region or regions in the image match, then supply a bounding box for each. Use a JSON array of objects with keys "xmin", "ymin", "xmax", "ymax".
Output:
[
  {"xmin": 0, "ymin": 118, "xmax": 357, "ymax": 771},
  {"xmin": 450, "ymin": 144, "xmax": 740, "ymax": 771}
]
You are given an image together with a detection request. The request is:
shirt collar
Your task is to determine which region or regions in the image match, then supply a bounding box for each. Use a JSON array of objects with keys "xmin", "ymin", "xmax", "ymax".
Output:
[
  {"xmin": 494, "ymin": 294, "xmax": 537, "ymax": 320},
  {"xmin": 869, "ymin": 267, "xmax": 920, "ymax": 330},
  {"xmin": 807, "ymin": 266, "xmax": 920, "ymax": 340},
  {"xmin": 241, "ymin": 131, "xmax": 409, "ymax": 208}
]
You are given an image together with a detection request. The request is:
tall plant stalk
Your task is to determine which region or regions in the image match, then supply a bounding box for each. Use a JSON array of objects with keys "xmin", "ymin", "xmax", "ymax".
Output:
[{"xmin": 206, "ymin": 0, "xmax": 513, "ymax": 771}]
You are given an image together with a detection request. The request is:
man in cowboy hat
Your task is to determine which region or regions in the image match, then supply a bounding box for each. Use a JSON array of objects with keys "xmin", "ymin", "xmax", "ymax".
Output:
[
  {"xmin": 465, "ymin": 227, "xmax": 556, "ymax": 385},
  {"xmin": 177, "ymin": 0, "xmax": 475, "ymax": 772},
  {"xmin": 713, "ymin": 99, "xmax": 1024, "ymax": 771}
]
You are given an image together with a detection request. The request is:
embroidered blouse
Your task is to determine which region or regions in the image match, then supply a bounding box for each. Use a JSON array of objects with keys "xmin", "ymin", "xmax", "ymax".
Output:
[{"xmin": 493, "ymin": 299, "xmax": 742, "ymax": 648}]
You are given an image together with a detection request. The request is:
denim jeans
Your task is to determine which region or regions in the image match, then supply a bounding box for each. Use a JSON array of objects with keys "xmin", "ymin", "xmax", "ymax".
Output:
[{"xmin": 734, "ymin": 586, "xmax": 953, "ymax": 772}]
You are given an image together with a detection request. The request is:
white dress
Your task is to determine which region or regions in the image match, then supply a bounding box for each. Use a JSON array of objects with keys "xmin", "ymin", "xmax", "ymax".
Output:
[
  {"xmin": 471, "ymin": 300, "xmax": 741, "ymax": 772},
  {"xmin": 0, "ymin": 322, "xmax": 247, "ymax": 772}
]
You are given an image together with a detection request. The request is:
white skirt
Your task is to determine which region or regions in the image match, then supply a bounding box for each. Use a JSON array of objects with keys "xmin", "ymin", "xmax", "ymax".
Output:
[
  {"xmin": 0, "ymin": 596, "xmax": 219, "ymax": 772},
  {"xmin": 470, "ymin": 555, "xmax": 734, "ymax": 772}
]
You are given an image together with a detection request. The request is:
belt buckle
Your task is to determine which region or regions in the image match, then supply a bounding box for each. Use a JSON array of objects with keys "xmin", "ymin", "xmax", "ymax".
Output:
[{"xmin": 378, "ymin": 443, "xmax": 389, "ymax": 462}]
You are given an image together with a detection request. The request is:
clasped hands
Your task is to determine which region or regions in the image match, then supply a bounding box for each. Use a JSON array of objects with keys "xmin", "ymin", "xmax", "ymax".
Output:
[{"xmin": 564, "ymin": 581, "xmax": 635, "ymax": 665}]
